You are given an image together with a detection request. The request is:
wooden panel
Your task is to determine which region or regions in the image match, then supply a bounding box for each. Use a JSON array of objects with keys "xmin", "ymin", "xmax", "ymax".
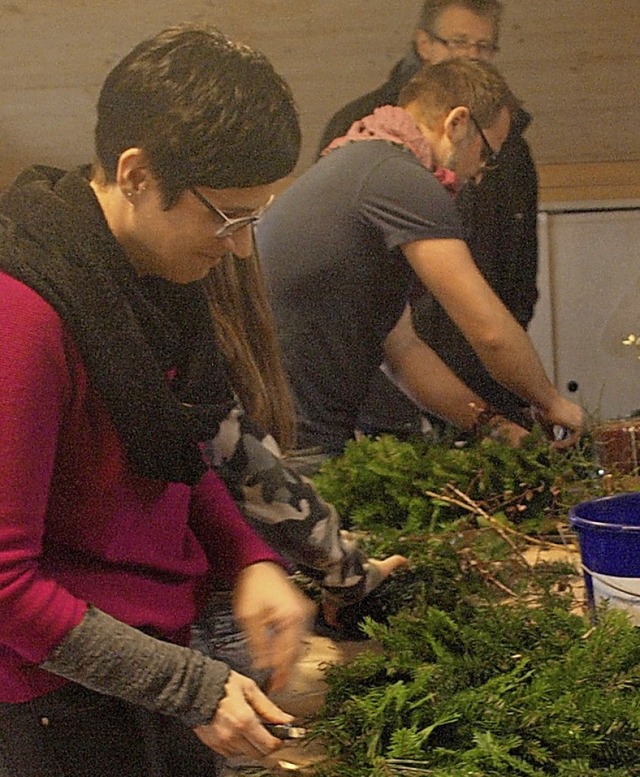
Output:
[
  {"xmin": 0, "ymin": 1, "xmax": 638, "ymax": 193},
  {"xmin": 539, "ymin": 161, "xmax": 640, "ymax": 203},
  {"xmin": 0, "ymin": 0, "xmax": 416, "ymax": 191}
]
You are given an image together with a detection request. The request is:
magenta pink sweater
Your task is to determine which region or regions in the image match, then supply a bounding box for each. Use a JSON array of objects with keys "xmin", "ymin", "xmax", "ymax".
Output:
[{"xmin": 0, "ymin": 272, "xmax": 282, "ymax": 701}]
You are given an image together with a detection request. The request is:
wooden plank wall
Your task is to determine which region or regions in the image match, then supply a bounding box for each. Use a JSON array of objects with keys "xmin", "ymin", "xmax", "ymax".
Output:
[{"xmin": 0, "ymin": 1, "xmax": 638, "ymax": 199}]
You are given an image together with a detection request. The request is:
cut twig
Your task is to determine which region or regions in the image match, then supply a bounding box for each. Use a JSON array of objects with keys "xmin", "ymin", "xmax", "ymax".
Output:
[
  {"xmin": 424, "ymin": 485, "xmax": 557, "ymax": 549},
  {"xmin": 424, "ymin": 486, "xmax": 533, "ymax": 569},
  {"xmin": 458, "ymin": 548, "xmax": 519, "ymax": 598}
]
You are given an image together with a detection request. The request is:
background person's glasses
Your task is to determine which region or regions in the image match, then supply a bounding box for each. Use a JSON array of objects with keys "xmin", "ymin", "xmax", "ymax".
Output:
[
  {"xmin": 429, "ymin": 33, "xmax": 499, "ymax": 59},
  {"xmin": 469, "ymin": 114, "xmax": 500, "ymax": 171},
  {"xmin": 191, "ymin": 189, "xmax": 274, "ymax": 238}
]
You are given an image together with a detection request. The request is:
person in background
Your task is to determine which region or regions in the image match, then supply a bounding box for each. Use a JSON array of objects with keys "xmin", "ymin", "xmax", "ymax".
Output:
[
  {"xmin": 318, "ymin": 0, "xmax": 539, "ymax": 437},
  {"xmin": 203, "ymin": 251, "xmax": 297, "ymax": 453},
  {"xmin": 193, "ymin": 253, "xmax": 406, "ymax": 670},
  {"xmin": 0, "ymin": 23, "xmax": 316, "ymax": 777},
  {"xmin": 256, "ymin": 59, "xmax": 583, "ymax": 468}
]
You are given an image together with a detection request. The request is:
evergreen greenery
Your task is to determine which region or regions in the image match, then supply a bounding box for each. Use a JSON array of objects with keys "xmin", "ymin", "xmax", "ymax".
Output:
[
  {"xmin": 304, "ymin": 432, "xmax": 640, "ymax": 775},
  {"xmin": 313, "ymin": 429, "xmax": 606, "ymax": 545},
  {"xmin": 313, "ymin": 603, "xmax": 640, "ymax": 776}
]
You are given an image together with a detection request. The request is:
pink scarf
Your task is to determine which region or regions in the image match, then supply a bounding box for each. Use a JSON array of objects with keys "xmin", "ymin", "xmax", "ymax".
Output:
[{"xmin": 321, "ymin": 105, "xmax": 460, "ymax": 195}]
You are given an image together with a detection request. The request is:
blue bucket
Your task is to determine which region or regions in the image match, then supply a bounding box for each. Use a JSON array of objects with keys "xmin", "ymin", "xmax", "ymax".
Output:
[{"xmin": 569, "ymin": 492, "xmax": 640, "ymax": 623}]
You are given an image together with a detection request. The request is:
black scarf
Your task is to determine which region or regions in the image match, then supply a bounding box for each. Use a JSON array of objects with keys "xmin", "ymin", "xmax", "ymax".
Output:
[{"xmin": 0, "ymin": 165, "xmax": 234, "ymax": 485}]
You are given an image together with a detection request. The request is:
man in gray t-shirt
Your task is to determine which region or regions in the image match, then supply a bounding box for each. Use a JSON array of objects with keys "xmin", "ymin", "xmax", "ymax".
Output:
[
  {"xmin": 258, "ymin": 140, "xmax": 462, "ymax": 451},
  {"xmin": 257, "ymin": 60, "xmax": 584, "ymax": 455}
]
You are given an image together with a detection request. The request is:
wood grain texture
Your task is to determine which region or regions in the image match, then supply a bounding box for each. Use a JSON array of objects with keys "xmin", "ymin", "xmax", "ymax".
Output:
[{"xmin": 0, "ymin": 1, "xmax": 638, "ymax": 198}]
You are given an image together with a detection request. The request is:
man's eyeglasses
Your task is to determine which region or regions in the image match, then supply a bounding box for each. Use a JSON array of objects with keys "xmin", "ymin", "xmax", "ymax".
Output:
[
  {"xmin": 429, "ymin": 33, "xmax": 499, "ymax": 59},
  {"xmin": 191, "ymin": 189, "xmax": 274, "ymax": 238},
  {"xmin": 468, "ymin": 114, "xmax": 500, "ymax": 171}
]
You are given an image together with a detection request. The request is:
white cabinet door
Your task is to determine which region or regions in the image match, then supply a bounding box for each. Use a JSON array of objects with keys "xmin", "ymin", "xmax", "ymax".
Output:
[{"xmin": 530, "ymin": 206, "xmax": 640, "ymax": 422}]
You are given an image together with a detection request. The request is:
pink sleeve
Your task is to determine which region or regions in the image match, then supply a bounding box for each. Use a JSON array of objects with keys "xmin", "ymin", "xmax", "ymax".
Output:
[
  {"xmin": 0, "ymin": 274, "xmax": 87, "ymax": 663},
  {"xmin": 188, "ymin": 469, "xmax": 286, "ymax": 589}
]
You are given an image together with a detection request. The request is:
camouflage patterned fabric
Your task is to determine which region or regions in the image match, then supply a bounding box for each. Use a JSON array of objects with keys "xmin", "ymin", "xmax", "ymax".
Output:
[{"xmin": 202, "ymin": 405, "xmax": 382, "ymax": 606}]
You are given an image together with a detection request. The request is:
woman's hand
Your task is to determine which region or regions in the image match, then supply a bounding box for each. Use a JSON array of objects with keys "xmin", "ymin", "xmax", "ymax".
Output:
[
  {"xmin": 194, "ymin": 670, "xmax": 293, "ymax": 757},
  {"xmin": 232, "ymin": 561, "xmax": 315, "ymax": 692},
  {"xmin": 322, "ymin": 554, "xmax": 408, "ymax": 628}
]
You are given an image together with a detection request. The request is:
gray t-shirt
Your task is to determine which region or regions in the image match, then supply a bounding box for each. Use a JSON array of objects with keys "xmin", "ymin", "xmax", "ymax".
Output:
[{"xmin": 256, "ymin": 140, "xmax": 464, "ymax": 452}]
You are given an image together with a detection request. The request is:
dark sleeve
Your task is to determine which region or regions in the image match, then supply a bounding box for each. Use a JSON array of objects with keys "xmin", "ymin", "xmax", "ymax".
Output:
[
  {"xmin": 490, "ymin": 135, "xmax": 538, "ymax": 328},
  {"xmin": 497, "ymin": 134, "xmax": 539, "ymax": 327},
  {"xmin": 315, "ymin": 88, "xmax": 388, "ymax": 159},
  {"xmin": 454, "ymin": 132, "xmax": 539, "ymax": 328}
]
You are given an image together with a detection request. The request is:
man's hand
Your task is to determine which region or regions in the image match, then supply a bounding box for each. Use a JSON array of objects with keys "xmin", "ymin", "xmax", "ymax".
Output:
[
  {"xmin": 482, "ymin": 414, "xmax": 530, "ymax": 447},
  {"xmin": 232, "ymin": 561, "xmax": 315, "ymax": 692},
  {"xmin": 533, "ymin": 396, "xmax": 586, "ymax": 449},
  {"xmin": 193, "ymin": 670, "xmax": 293, "ymax": 758}
]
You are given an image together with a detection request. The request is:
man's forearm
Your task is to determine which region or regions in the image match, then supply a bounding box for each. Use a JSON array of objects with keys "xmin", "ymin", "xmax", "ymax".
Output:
[
  {"xmin": 384, "ymin": 307, "xmax": 494, "ymax": 429},
  {"xmin": 461, "ymin": 305, "xmax": 558, "ymax": 413}
]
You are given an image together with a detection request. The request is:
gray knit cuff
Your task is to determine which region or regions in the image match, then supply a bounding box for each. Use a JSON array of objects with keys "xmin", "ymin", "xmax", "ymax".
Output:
[{"xmin": 40, "ymin": 606, "xmax": 230, "ymax": 728}]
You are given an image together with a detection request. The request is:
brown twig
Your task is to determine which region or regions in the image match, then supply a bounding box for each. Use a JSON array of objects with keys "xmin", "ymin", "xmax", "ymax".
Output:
[
  {"xmin": 424, "ymin": 485, "xmax": 557, "ymax": 550},
  {"xmin": 424, "ymin": 486, "xmax": 534, "ymax": 569},
  {"xmin": 458, "ymin": 548, "xmax": 519, "ymax": 598}
]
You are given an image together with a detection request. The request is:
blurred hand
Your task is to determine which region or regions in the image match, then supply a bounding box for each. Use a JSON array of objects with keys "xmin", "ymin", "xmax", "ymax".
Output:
[
  {"xmin": 322, "ymin": 554, "xmax": 408, "ymax": 628},
  {"xmin": 484, "ymin": 415, "xmax": 530, "ymax": 447},
  {"xmin": 232, "ymin": 561, "xmax": 315, "ymax": 692},
  {"xmin": 367, "ymin": 554, "xmax": 409, "ymax": 581},
  {"xmin": 194, "ymin": 670, "xmax": 292, "ymax": 758}
]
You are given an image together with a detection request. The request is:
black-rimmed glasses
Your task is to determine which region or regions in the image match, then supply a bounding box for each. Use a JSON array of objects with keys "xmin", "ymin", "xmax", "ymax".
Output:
[
  {"xmin": 468, "ymin": 114, "xmax": 500, "ymax": 171},
  {"xmin": 190, "ymin": 189, "xmax": 274, "ymax": 238},
  {"xmin": 429, "ymin": 33, "xmax": 499, "ymax": 59}
]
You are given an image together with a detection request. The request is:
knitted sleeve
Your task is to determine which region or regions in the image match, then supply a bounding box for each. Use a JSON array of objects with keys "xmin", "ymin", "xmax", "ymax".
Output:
[{"xmin": 41, "ymin": 606, "xmax": 230, "ymax": 727}]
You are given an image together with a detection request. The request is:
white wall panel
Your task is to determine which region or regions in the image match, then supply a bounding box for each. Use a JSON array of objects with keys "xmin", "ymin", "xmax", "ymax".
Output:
[{"xmin": 530, "ymin": 206, "xmax": 640, "ymax": 421}]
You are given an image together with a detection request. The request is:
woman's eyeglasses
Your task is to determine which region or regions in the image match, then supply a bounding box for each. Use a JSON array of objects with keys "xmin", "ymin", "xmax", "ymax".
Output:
[{"xmin": 191, "ymin": 189, "xmax": 274, "ymax": 238}]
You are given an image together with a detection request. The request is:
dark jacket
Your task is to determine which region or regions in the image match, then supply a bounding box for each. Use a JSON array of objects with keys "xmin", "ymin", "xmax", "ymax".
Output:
[{"xmin": 318, "ymin": 53, "xmax": 539, "ymax": 429}]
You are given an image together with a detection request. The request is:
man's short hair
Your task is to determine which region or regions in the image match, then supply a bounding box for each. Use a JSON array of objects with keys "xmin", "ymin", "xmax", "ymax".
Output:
[
  {"xmin": 417, "ymin": 0, "xmax": 503, "ymax": 37},
  {"xmin": 398, "ymin": 57, "xmax": 517, "ymax": 129},
  {"xmin": 94, "ymin": 23, "xmax": 301, "ymax": 206}
]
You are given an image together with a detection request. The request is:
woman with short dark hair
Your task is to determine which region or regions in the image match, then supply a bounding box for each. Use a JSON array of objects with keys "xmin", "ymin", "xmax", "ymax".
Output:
[{"xmin": 0, "ymin": 23, "xmax": 309, "ymax": 776}]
